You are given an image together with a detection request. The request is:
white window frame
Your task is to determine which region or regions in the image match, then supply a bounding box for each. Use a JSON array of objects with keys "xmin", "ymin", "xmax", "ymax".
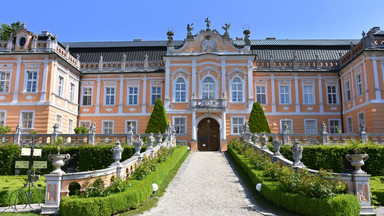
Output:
[
  {"xmin": 79, "ymin": 120, "xmax": 91, "ymax": 128},
  {"xmin": 56, "ymin": 114, "xmax": 63, "ymax": 132},
  {"xmin": 302, "ymin": 83, "xmax": 315, "ymax": 105},
  {"xmin": 69, "ymin": 82, "xmax": 76, "ymax": 103},
  {"xmin": 231, "ymin": 116, "xmax": 245, "ymax": 135},
  {"xmin": 20, "ymin": 110, "xmax": 35, "ymax": 130},
  {"xmin": 173, "ymin": 76, "xmax": 188, "ymax": 103},
  {"xmin": 255, "ymin": 85, "xmax": 267, "ymax": 105},
  {"xmin": 328, "ymin": 119, "xmax": 342, "ymax": 134},
  {"xmin": 345, "ymin": 80, "xmax": 351, "ymax": 101},
  {"xmin": 176, "ymin": 140, "xmax": 188, "ymax": 146},
  {"xmin": 199, "ymin": 75, "xmax": 219, "ymax": 99},
  {"xmin": 279, "ymin": 83, "xmax": 291, "ymax": 105},
  {"xmin": 173, "ymin": 116, "xmax": 187, "ymax": 135},
  {"xmin": 304, "ymin": 119, "xmax": 317, "ymax": 134},
  {"xmin": 356, "ymin": 73, "xmax": 363, "ymax": 96},
  {"xmin": 326, "ymin": 85, "xmax": 338, "ymax": 105},
  {"xmin": 0, "ymin": 70, "xmax": 11, "ymax": 93},
  {"xmin": 24, "ymin": 70, "xmax": 39, "ymax": 93},
  {"xmin": 125, "ymin": 120, "xmax": 138, "ymax": 134},
  {"xmin": 104, "ymin": 86, "xmax": 116, "ymax": 106},
  {"xmin": 68, "ymin": 118, "xmax": 74, "ymax": 134},
  {"xmin": 102, "ymin": 120, "xmax": 114, "ymax": 134},
  {"xmin": 81, "ymin": 86, "xmax": 93, "ymax": 106},
  {"xmin": 57, "ymin": 75, "xmax": 65, "ymax": 97},
  {"xmin": 150, "ymin": 85, "xmax": 162, "ymax": 105},
  {"xmin": 280, "ymin": 119, "xmax": 293, "ymax": 134},
  {"xmin": 229, "ymin": 76, "xmax": 245, "ymax": 102},
  {"xmin": 346, "ymin": 116, "xmax": 353, "ymax": 133},
  {"xmin": 357, "ymin": 111, "xmax": 366, "ymax": 131},
  {"xmin": 0, "ymin": 111, "xmax": 7, "ymax": 126},
  {"xmin": 127, "ymin": 86, "xmax": 139, "ymax": 105}
]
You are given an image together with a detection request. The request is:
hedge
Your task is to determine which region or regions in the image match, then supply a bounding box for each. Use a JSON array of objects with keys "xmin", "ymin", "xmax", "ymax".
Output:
[
  {"xmin": 59, "ymin": 146, "xmax": 189, "ymax": 216},
  {"xmin": 370, "ymin": 176, "xmax": 384, "ymax": 205},
  {"xmin": 228, "ymin": 146, "xmax": 361, "ymax": 216},
  {"xmin": 0, "ymin": 144, "xmax": 146, "ymax": 175}
]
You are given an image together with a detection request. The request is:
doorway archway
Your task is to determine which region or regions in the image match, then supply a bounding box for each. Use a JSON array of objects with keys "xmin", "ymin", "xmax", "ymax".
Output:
[{"xmin": 197, "ymin": 117, "xmax": 220, "ymax": 151}]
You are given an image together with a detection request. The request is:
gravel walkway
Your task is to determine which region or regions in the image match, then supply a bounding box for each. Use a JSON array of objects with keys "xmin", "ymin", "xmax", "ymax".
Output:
[{"xmin": 141, "ymin": 151, "xmax": 269, "ymax": 216}]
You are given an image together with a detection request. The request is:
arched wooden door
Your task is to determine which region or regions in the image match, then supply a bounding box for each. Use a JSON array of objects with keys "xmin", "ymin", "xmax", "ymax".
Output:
[{"xmin": 197, "ymin": 118, "xmax": 220, "ymax": 151}]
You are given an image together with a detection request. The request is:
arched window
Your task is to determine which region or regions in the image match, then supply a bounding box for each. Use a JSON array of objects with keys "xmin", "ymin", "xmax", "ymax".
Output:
[
  {"xmin": 175, "ymin": 77, "xmax": 186, "ymax": 102},
  {"xmin": 231, "ymin": 77, "xmax": 243, "ymax": 102},
  {"xmin": 202, "ymin": 77, "xmax": 215, "ymax": 99}
]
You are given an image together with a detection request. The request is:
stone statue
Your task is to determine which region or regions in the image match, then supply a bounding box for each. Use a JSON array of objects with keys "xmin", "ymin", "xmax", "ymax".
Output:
[
  {"xmin": 122, "ymin": 53, "xmax": 127, "ymax": 62},
  {"xmin": 66, "ymin": 45, "xmax": 69, "ymax": 51},
  {"xmin": 90, "ymin": 122, "xmax": 96, "ymax": 134},
  {"xmin": 243, "ymin": 29, "xmax": 251, "ymax": 46},
  {"xmin": 360, "ymin": 123, "xmax": 366, "ymax": 133},
  {"xmin": 291, "ymin": 140, "xmax": 304, "ymax": 168},
  {"xmin": 99, "ymin": 55, "xmax": 103, "ymax": 62},
  {"xmin": 222, "ymin": 23, "xmax": 230, "ymax": 37},
  {"xmin": 321, "ymin": 121, "xmax": 327, "ymax": 134},
  {"xmin": 205, "ymin": 17, "xmax": 211, "ymax": 31},
  {"xmin": 167, "ymin": 31, "xmax": 174, "ymax": 47},
  {"xmin": 282, "ymin": 122, "xmax": 288, "ymax": 134},
  {"xmin": 187, "ymin": 23, "xmax": 194, "ymax": 38},
  {"xmin": 21, "ymin": 22, "xmax": 27, "ymax": 30}
]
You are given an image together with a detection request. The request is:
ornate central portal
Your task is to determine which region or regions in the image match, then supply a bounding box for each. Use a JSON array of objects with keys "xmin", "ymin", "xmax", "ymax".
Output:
[{"xmin": 197, "ymin": 117, "xmax": 220, "ymax": 151}]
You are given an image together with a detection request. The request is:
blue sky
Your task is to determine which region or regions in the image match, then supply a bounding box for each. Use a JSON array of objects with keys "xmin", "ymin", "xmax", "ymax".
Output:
[{"xmin": 2, "ymin": 0, "xmax": 383, "ymax": 42}]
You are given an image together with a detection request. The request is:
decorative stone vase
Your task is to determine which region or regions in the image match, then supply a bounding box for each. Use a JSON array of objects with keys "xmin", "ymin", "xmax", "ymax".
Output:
[
  {"xmin": 147, "ymin": 133, "xmax": 155, "ymax": 150},
  {"xmin": 291, "ymin": 140, "xmax": 305, "ymax": 168},
  {"xmin": 272, "ymin": 136, "xmax": 282, "ymax": 157},
  {"xmin": 345, "ymin": 153, "xmax": 369, "ymax": 174},
  {"xmin": 111, "ymin": 140, "xmax": 124, "ymax": 166},
  {"xmin": 261, "ymin": 134, "xmax": 269, "ymax": 151},
  {"xmin": 49, "ymin": 154, "xmax": 70, "ymax": 174},
  {"xmin": 133, "ymin": 136, "xmax": 143, "ymax": 156}
]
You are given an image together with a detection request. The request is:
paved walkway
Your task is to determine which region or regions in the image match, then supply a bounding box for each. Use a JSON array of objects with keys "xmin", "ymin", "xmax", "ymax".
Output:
[{"xmin": 141, "ymin": 151, "xmax": 272, "ymax": 216}]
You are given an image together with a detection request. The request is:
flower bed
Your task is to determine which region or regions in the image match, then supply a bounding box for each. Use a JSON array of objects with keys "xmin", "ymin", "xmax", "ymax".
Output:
[{"xmin": 228, "ymin": 140, "xmax": 360, "ymax": 216}]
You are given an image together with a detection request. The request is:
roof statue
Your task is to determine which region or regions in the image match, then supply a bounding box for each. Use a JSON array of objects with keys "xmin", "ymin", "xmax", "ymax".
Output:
[
  {"xmin": 205, "ymin": 17, "xmax": 211, "ymax": 31},
  {"xmin": 243, "ymin": 29, "xmax": 251, "ymax": 46},
  {"xmin": 21, "ymin": 22, "xmax": 27, "ymax": 30},
  {"xmin": 187, "ymin": 23, "xmax": 194, "ymax": 39},
  {"xmin": 222, "ymin": 23, "xmax": 230, "ymax": 38},
  {"xmin": 167, "ymin": 30, "xmax": 174, "ymax": 47}
]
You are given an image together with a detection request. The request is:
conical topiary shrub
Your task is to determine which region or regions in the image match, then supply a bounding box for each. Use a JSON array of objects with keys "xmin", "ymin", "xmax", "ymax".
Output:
[
  {"xmin": 248, "ymin": 102, "xmax": 271, "ymax": 133},
  {"xmin": 145, "ymin": 98, "xmax": 169, "ymax": 134}
]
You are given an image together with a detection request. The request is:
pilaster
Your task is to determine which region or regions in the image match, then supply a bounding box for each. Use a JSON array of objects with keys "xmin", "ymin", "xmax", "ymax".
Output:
[{"xmin": 12, "ymin": 57, "xmax": 22, "ymax": 103}]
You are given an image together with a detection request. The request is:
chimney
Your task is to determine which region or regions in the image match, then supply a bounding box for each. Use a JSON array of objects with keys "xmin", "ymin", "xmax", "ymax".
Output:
[
  {"xmin": 133, "ymin": 38, "xmax": 143, "ymax": 42},
  {"xmin": 266, "ymin": 37, "xmax": 276, "ymax": 40}
]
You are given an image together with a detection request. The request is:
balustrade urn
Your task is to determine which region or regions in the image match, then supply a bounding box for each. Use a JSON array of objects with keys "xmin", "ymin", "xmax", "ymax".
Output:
[
  {"xmin": 345, "ymin": 153, "xmax": 369, "ymax": 174},
  {"xmin": 291, "ymin": 140, "xmax": 305, "ymax": 168},
  {"xmin": 111, "ymin": 140, "xmax": 124, "ymax": 166},
  {"xmin": 133, "ymin": 135, "xmax": 144, "ymax": 156},
  {"xmin": 261, "ymin": 133, "xmax": 269, "ymax": 151},
  {"xmin": 272, "ymin": 136, "xmax": 282, "ymax": 157},
  {"xmin": 49, "ymin": 154, "xmax": 70, "ymax": 174}
]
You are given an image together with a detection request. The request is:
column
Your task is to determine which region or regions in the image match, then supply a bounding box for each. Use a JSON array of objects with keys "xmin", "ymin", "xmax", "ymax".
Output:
[
  {"xmin": 142, "ymin": 75, "xmax": 147, "ymax": 114},
  {"xmin": 164, "ymin": 59, "xmax": 170, "ymax": 109},
  {"xmin": 372, "ymin": 55, "xmax": 381, "ymax": 101},
  {"xmin": 192, "ymin": 111, "xmax": 196, "ymax": 141},
  {"xmin": 192, "ymin": 59, "xmax": 197, "ymax": 97},
  {"xmin": 294, "ymin": 74, "xmax": 300, "ymax": 113},
  {"xmin": 12, "ymin": 56, "xmax": 22, "ymax": 103},
  {"xmin": 118, "ymin": 75, "xmax": 124, "ymax": 113},
  {"xmin": 247, "ymin": 60, "xmax": 254, "ymax": 109},
  {"xmin": 95, "ymin": 75, "xmax": 101, "ymax": 114},
  {"xmin": 318, "ymin": 74, "xmax": 324, "ymax": 112},
  {"xmin": 271, "ymin": 74, "xmax": 276, "ymax": 112},
  {"xmin": 40, "ymin": 57, "xmax": 49, "ymax": 102}
]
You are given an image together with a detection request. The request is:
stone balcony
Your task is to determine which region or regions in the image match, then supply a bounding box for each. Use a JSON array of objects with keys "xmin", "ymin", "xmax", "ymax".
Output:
[{"xmin": 190, "ymin": 99, "xmax": 226, "ymax": 111}]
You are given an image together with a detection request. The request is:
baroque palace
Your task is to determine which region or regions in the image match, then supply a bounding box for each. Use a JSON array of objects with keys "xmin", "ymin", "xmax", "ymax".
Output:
[{"xmin": 0, "ymin": 20, "xmax": 383, "ymax": 151}]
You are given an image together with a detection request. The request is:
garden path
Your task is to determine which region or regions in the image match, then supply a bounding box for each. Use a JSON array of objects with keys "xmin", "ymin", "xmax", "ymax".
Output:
[{"xmin": 141, "ymin": 151, "xmax": 274, "ymax": 216}]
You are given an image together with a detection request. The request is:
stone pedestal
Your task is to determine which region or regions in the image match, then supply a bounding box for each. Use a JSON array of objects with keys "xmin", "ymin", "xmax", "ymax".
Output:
[
  {"xmin": 190, "ymin": 140, "xmax": 197, "ymax": 151},
  {"xmin": 352, "ymin": 174, "xmax": 375, "ymax": 215},
  {"xmin": 41, "ymin": 174, "xmax": 62, "ymax": 215},
  {"xmin": 220, "ymin": 140, "xmax": 227, "ymax": 152}
]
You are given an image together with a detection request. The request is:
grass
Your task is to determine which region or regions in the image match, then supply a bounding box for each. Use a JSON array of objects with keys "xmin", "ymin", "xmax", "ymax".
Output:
[
  {"xmin": 370, "ymin": 176, "xmax": 384, "ymax": 205},
  {"xmin": 0, "ymin": 176, "xmax": 45, "ymax": 190}
]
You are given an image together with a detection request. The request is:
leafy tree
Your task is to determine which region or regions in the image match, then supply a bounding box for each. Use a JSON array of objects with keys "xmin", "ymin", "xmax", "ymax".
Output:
[
  {"xmin": 248, "ymin": 102, "xmax": 271, "ymax": 133},
  {"xmin": 145, "ymin": 98, "xmax": 169, "ymax": 134},
  {"xmin": 0, "ymin": 125, "xmax": 11, "ymax": 134},
  {"xmin": 74, "ymin": 126, "xmax": 89, "ymax": 134},
  {"xmin": 0, "ymin": 21, "xmax": 22, "ymax": 41}
]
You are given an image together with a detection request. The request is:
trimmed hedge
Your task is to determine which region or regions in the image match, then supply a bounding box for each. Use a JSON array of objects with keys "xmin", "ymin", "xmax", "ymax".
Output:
[
  {"xmin": 248, "ymin": 102, "xmax": 271, "ymax": 133},
  {"xmin": 0, "ymin": 144, "xmax": 146, "ymax": 175},
  {"xmin": 59, "ymin": 146, "xmax": 189, "ymax": 216},
  {"xmin": 228, "ymin": 146, "xmax": 361, "ymax": 216}
]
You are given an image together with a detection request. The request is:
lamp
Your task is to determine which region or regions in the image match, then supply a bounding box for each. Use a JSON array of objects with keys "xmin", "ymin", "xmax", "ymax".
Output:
[
  {"xmin": 256, "ymin": 183, "xmax": 262, "ymax": 192},
  {"xmin": 152, "ymin": 183, "xmax": 159, "ymax": 197}
]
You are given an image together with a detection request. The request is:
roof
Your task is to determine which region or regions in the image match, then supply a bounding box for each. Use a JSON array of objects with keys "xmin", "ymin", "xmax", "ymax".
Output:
[
  {"xmin": 253, "ymin": 49, "xmax": 347, "ymax": 61},
  {"xmin": 62, "ymin": 40, "xmax": 184, "ymax": 48}
]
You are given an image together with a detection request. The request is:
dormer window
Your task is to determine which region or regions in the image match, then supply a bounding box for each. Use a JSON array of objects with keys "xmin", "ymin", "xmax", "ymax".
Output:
[{"xmin": 19, "ymin": 37, "xmax": 26, "ymax": 47}]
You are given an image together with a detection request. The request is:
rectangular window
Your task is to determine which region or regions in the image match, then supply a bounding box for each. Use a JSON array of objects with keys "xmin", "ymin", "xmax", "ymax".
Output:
[
  {"xmin": 346, "ymin": 117, "xmax": 353, "ymax": 133},
  {"xmin": 329, "ymin": 120, "xmax": 341, "ymax": 134},
  {"xmin": 26, "ymin": 71, "xmax": 38, "ymax": 92},
  {"xmin": 128, "ymin": 87, "xmax": 138, "ymax": 105},
  {"xmin": 281, "ymin": 120, "xmax": 293, "ymax": 133},
  {"xmin": 174, "ymin": 117, "xmax": 186, "ymax": 135},
  {"xmin": 358, "ymin": 112, "xmax": 365, "ymax": 131},
  {"xmin": 256, "ymin": 86, "xmax": 266, "ymax": 104},
  {"xmin": 0, "ymin": 71, "xmax": 10, "ymax": 93},
  {"xmin": 279, "ymin": 85, "xmax": 290, "ymax": 104},
  {"xmin": 345, "ymin": 81, "xmax": 351, "ymax": 101},
  {"xmin": 56, "ymin": 114, "xmax": 63, "ymax": 132},
  {"xmin": 79, "ymin": 121, "xmax": 91, "ymax": 128},
  {"xmin": 305, "ymin": 119, "xmax": 317, "ymax": 134},
  {"xmin": 57, "ymin": 76, "xmax": 64, "ymax": 97},
  {"xmin": 69, "ymin": 83, "xmax": 75, "ymax": 103},
  {"xmin": 21, "ymin": 112, "xmax": 34, "ymax": 129},
  {"xmin": 151, "ymin": 86, "xmax": 161, "ymax": 105},
  {"xmin": 103, "ymin": 121, "xmax": 114, "ymax": 134},
  {"xmin": 105, "ymin": 87, "xmax": 115, "ymax": 105},
  {"xmin": 327, "ymin": 86, "xmax": 338, "ymax": 104},
  {"xmin": 126, "ymin": 120, "xmax": 137, "ymax": 134},
  {"xmin": 232, "ymin": 117, "xmax": 245, "ymax": 134},
  {"xmin": 82, "ymin": 87, "xmax": 92, "ymax": 106},
  {"xmin": 0, "ymin": 112, "xmax": 5, "ymax": 126},
  {"xmin": 303, "ymin": 85, "xmax": 314, "ymax": 104},
  {"xmin": 68, "ymin": 119, "xmax": 74, "ymax": 134},
  {"xmin": 356, "ymin": 74, "xmax": 363, "ymax": 96}
]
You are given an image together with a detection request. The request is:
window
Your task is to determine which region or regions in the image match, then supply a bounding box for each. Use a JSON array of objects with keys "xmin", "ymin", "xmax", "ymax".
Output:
[
  {"xmin": 232, "ymin": 117, "xmax": 245, "ymax": 134},
  {"xmin": 151, "ymin": 86, "xmax": 161, "ymax": 104},
  {"xmin": 279, "ymin": 85, "xmax": 290, "ymax": 104},
  {"xmin": 57, "ymin": 76, "xmax": 64, "ymax": 97},
  {"xmin": 327, "ymin": 86, "xmax": 338, "ymax": 104},
  {"xmin": 56, "ymin": 114, "xmax": 63, "ymax": 132},
  {"xmin": 345, "ymin": 81, "xmax": 351, "ymax": 101},
  {"xmin": 305, "ymin": 119, "xmax": 317, "ymax": 134},
  {"xmin": 105, "ymin": 87, "xmax": 115, "ymax": 105},
  {"xmin": 68, "ymin": 119, "xmax": 74, "ymax": 134},
  {"xmin": 0, "ymin": 112, "xmax": 5, "ymax": 126},
  {"xmin": 0, "ymin": 71, "xmax": 10, "ymax": 93},
  {"xmin": 329, "ymin": 120, "xmax": 341, "ymax": 134},
  {"xmin": 281, "ymin": 120, "xmax": 293, "ymax": 133},
  {"xmin": 174, "ymin": 117, "xmax": 186, "ymax": 135},
  {"xmin": 26, "ymin": 71, "xmax": 38, "ymax": 92},
  {"xmin": 202, "ymin": 77, "xmax": 215, "ymax": 99},
  {"xmin": 358, "ymin": 112, "xmax": 365, "ymax": 131},
  {"xmin": 128, "ymin": 87, "xmax": 138, "ymax": 105},
  {"xmin": 356, "ymin": 74, "xmax": 363, "ymax": 96},
  {"xmin": 126, "ymin": 120, "xmax": 137, "ymax": 134},
  {"xmin": 21, "ymin": 111, "xmax": 34, "ymax": 129},
  {"xmin": 303, "ymin": 85, "xmax": 314, "ymax": 104},
  {"xmin": 346, "ymin": 117, "xmax": 353, "ymax": 133},
  {"xmin": 256, "ymin": 86, "xmax": 266, "ymax": 104},
  {"xmin": 69, "ymin": 83, "xmax": 75, "ymax": 103},
  {"xmin": 82, "ymin": 87, "xmax": 92, "ymax": 106},
  {"xmin": 102, "ymin": 121, "xmax": 114, "ymax": 134},
  {"xmin": 175, "ymin": 77, "xmax": 186, "ymax": 102},
  {"xmin": 231, "ymin": 78, "xmax": 243, "ymax": 102},
  {"xmin": 79, "ymin": 121, "xmax": 91, "ymax": 128}
]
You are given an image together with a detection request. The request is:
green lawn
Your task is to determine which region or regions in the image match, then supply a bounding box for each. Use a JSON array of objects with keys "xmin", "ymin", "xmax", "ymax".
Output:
[
  {"xmin": 0, "ymin": 176, "xmax": 45, "ymax": 190},
  {"xmin": 370, "ymin": 176, "xmax": 384, "ymax": 205}
]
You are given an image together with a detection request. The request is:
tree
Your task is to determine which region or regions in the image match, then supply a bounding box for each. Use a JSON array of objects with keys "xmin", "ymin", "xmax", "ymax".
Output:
[
  {"xmin": 145, "ymin": 98, "xmax": 169, "ymax": 134},
  {"xmin": 74, "ymin": 126, "xmax": 89, "ymax": 134},
  {"xmin": 248, "ymin": 102, "xmax": 271, "ymax": 133},
  {"xmin": 0, "ymin": 125, "xmax": 11, "ymax": 134},
  {"xmin": 0, "ymin": 21, "xmax": 22, "ymax": 41}
]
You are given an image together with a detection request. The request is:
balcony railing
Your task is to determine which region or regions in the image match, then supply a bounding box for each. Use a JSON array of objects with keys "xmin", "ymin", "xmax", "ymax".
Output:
[{"xmin": 190, "ymin": 99, "xmax": 226, "ymax": 110}]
